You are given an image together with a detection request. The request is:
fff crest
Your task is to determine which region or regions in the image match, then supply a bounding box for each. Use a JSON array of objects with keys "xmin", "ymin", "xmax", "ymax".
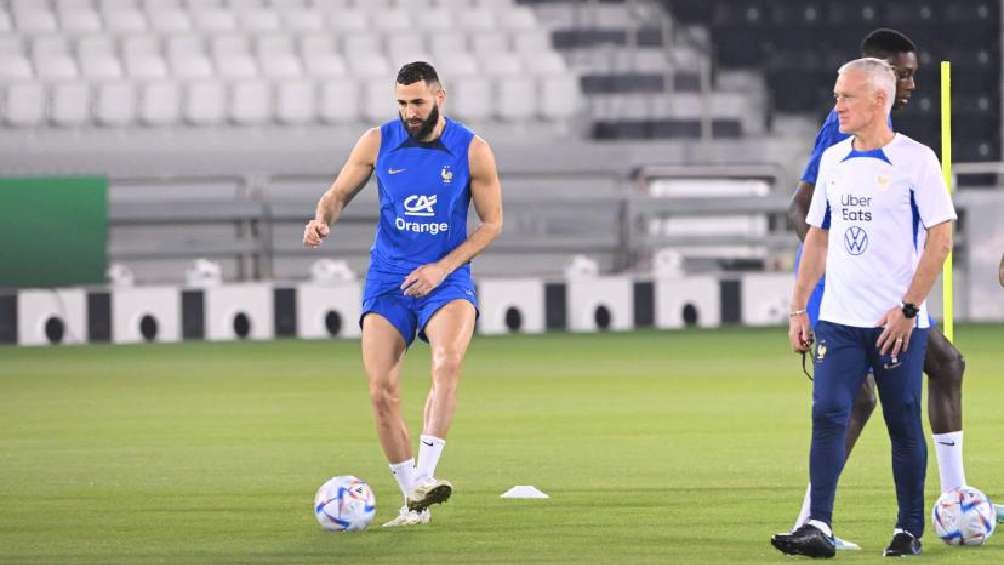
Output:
[{"xmin": 441, "ymin": 165, "xmax": 453, "ymax": 184}]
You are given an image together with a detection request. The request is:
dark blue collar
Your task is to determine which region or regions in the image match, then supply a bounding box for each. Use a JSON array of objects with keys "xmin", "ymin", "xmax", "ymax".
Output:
[{"xmin": 841, "ymin": 146, "xmax": 892, "ymax": 165}]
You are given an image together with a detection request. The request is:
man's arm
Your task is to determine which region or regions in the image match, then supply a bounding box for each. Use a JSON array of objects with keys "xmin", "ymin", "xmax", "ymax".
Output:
[
  {"xmin": 400, "ymin": 136, "xmax": 503, "ymax": 296},
  {"xmin": 903, "ymin": 221, "xmax": 954, "ymax": 305},
  {"xmin": 788, "ymin": 181, "xmax": 815, "ymax": 242},
  {"xmin": 788, "ymin": 226, "xmax": 827, "ymax": 352},
  {"xmin": 437, "ymin": 136, "xmax": 503, "ymax": 273},
  {"xmin": 792, "ymin": 226, "xmax": 828, "ymax": 310},
  {"xmin": 876, "ymin": 221, "xmax": 953, "ymax": 356},
  {"xmin": 303, "ymin": 128, "xmax": 381, "ymax": 247}
]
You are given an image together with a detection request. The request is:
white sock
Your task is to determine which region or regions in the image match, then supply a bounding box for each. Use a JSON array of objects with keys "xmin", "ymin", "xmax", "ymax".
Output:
[
  {"xmin": 932, "ymin": 431, "xmax": 966, "ymax": 492},
  {"xmin": 794, "ymin": 483, "xmax": 812, "ymax": 530},
  {"xmin": 415, "ymin": 435, "xmax": 446, "ymax": 483},
  {"xmin": 389, "ymin": 458, "xmax": 416, "ymax": 501},
  {"xmin": 808, "ymin": 519, "xmax": 832, "ymax": 538}
]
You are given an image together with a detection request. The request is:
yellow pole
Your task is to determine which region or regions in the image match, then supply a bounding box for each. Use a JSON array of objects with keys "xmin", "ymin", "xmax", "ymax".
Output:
[{"xmin": 940, "ymin": 61, "xmax": 954, "ymax": 342}]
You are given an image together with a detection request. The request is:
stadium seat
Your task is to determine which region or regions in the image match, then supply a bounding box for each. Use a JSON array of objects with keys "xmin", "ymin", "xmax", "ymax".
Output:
[
  {"xmin": 524, "ymin": 52, "xmax": 566, "ymax": 75},
  {"xmin": 184, "ymin": 81, "xmax": 226, "ymax": 125},
  {"xmin": 327, "ymin": 10, "xmax": 366, "ymax": 32},
  {"xmin": 438, "ymin": 52, "xmax": 478, "ymax": 77},
  {"xmin": 0, "ymin": 36, "xmax": 23, "ymax": 58},
  {"xmin": 58, "ymin": 9, "xmax": 103, "ymax": 32},
  {"xmin": 0, "ymin": 12, "xmax": 11, "ymax": 32},
  {"xmin": 512, "ymin": 29, "xmax": 551, "ymax": 57},
  {"xmin": 99, "ymin": 0, "xmax": 139, "ymax": 10},
  {"xmin": 230, "ymin": 80, "xmax": 271, "ymax": 125},
  {"xmin": 14, "ymin": 10, "xmax": 59, "ymax": 33},
  {"xmin": 192, "ymin": 9, "xmax": 238, "ymax": 32},
  {"xmin": 303, "ymin": 52, "xmax": 347, "ymax": 78},
  {"xmin": 373, "ymin": 9, "xmax": 410, "ymax": 32},
  {"xmin": 56, "ymin": 0, "xmax": 94, "ymax": 10},
  {"xmin": 239, "ymin": 9, "xmax": 281, "ymax": 32},
  {"xmin": 210, "ymin": 34, "xmax": 250, "ymax": 57},
  {"xmin": 259, "ymin": 53, "xmax": 303, "ymax": 79},
  {"xmin": 347, "ymin": 52, "xmax": 391, "ymax": 79},
  {"xmin": 142, "ymin": 0, "xmax": 182, "ymax": 9},
  {"xmin": 50, "ymin": 82, "xmax": 91, "ymax": 127},
  {"xmin": 386, "ymin": 33, "xmax": 426, "ymax": 61},
  {"xmin": 4, "ymin": 82, "xmax": 46, "ymax": 126},
  {"xmin": 0, "ymin": 55, "xmax": 33, "ymax": 80},
  {"xmin": 499, "ymin": 6, "xmax": 537, "ymax": 30},
  {"xmin": 256, "ymin": 34, "xmax": 296, "ymax": 57},
  {"xmin": 169, "ymin": 53, "xmax": 213, "ymax": 79},
  {"xmin": 539, "ymin": 75, "xmax": 581, "ymax": 121},
  {"xmin": 415, "ymin": 8, "xmax": 453, "ymax": 32},
  {"xmin": 318, "ymin": 80, "xmax": 359, "ymax": 123},
  {"xmin": 147, "ymin": 9, "xmax": 191, "ymax": 32},
  {"xmin": 227, "ymin": 0, "xmax": 264, "ymax": 11},
  {"xmin": 361, "ymin": 78, "xmax": 395, "ymax": 122},
  {"xmin": 103, "ymin": 9, "xmax": 148, "ymax": 32},
  {"xmin": 139, "ymin": 81, "xmax": 182, "ymax": 125},
  {"xmin": 459, "ymin": 10, "xmax": 495, "ymax": 32},
  {"xmin": 166, "ymin": 35, "xmax": 204, "ymax": 59},
  {"xmin": 281, "ymin": 9, "xmax": 324, "ymax": 31},
  {"xmin": 300, "ymin": 33, "xmax": 337, "ymax": 56},
  {"xmin": 124, "ymin": 53, "xmax": 170, "ymax": 79},
  {"xmin": 95, "ymin": 82, "xmax": 138, "ymax": 126},
  {"xmin": 80, "ymin": 53, "xmax": 125, "ymax": 79},
  {"xmin": 275, "ymin": 80, "xmax": 315, "ymax": 124},
  {"xmin": 429, "ymin": 32, "xmax": 468, "ymax": 61},
  {"xmin": 342, "ymin": 34, "xmax": 382, "ymax": 60},
  {"xmin": 449, "ymin": 76, "xmax": 492, "ymax": 122},
  {"xmin": 34, "ymin": 54, "xmax": 80, "ymax": 80},
  {"xmin": 185, "ymin": 0, "xmax": 222, "ymax": 9},
  {"xmin": 78, "ymin": 35, "xmax": 117, "ymax": 58},
  {"xmin": 471, "ymin": 32, "xmax": 510, "ymax": 57},
  {"xmin": 31, "ymin": 35, "xmax": 71, "ymax": 58},
  {"xmin": 496, "ymin": 79, "xmax": 536, "ymax": 121},
  {"xmin": 271, "ymin": 0, "xmax": 309, "ymax": 12},
  {"xmin": 214, "ymin": 52, "xmax": 258, "ymax": 79}
]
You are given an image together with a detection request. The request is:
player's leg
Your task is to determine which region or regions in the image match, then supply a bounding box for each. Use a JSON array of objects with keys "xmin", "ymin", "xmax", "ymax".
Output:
[
  {"xmin": 360, "ymin": 312, "xmax": 427, "ymax": 527},
  {"xmin": 871, "ymin": 328, "xmax": 929, "ymax": 556},
  {"xmin": 844, "ymin": 373, "xmax": 877, "ymax": 456},
  {"xmin": 790, "ymin": 278, "xmax": 868, "ymax": 550},
  {"xmin": 408, "ymin": 298, "xmax": 476, "ymax": 511},
  {"xmin": 773, "ymin": 322, "xmax": 869, "ymax": 558},
  {"xmin": 924, "ymin": 327, "xmax": 968, "ymax": 493}
]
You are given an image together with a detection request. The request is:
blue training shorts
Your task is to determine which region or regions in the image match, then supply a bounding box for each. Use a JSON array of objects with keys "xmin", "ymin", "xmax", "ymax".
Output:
[{"xmin": 360, "ymin": 268, "xmax": 478, "ymax": 347}]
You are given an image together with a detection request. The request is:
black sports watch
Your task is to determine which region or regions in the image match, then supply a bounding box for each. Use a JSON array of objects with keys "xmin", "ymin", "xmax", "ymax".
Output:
[{"xmin": 901, "ymin": 302, "xmax": 919, "ymax": 318}]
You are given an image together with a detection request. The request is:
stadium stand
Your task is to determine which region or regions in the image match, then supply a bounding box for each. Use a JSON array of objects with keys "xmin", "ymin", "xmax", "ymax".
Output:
[{"xmin": 0, "ymin": 0, "xmax": 583, "ymax": 128}]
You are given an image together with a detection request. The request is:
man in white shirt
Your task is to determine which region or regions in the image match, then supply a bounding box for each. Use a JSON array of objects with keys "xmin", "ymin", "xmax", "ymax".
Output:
[{"xmin": 771, "ymin": 58, "xmax": 956, "ymax": 558}]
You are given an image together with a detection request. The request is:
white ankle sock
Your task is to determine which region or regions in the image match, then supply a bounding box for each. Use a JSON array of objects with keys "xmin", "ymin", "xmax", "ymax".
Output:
[
  {"xmin": 932, "ymin": 431, "xmax": 966, "ymax": 492},
  {"xmin": 808, "ymin": 519, "xmax": 833, "ymax": 538},
  {"xmin": 389, "ymin": 458, "xmax": 416, "ymax": 500},
  {"xmin": 794, "ymin": 483, "xmax": 812, "ymax": 530},
  {"xmin": 415, "ymin": 435, "xmax": 446, "ymax": 482}
]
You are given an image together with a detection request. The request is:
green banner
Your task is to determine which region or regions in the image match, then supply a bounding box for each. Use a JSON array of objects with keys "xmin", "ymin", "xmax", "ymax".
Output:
[{"xmin": 0, "ymin": 177, "xmax": 108, "ymax": 288}]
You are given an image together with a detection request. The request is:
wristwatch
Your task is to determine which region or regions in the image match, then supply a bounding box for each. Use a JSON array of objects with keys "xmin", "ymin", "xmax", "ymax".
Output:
[{"xmin": 901, "ymin": 302, "xmax": 919, "ymax": 318}]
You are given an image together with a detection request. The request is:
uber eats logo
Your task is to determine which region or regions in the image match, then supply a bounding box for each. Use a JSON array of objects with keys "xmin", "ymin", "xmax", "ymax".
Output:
[{"xmin": 397, "ymin": 194, "xmax": 448, "ymax": 235}]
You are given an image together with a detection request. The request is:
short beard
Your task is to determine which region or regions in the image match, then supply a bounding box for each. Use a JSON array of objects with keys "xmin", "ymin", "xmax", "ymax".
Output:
[{"xmin": 401, "ymin": 104, "xmax": 440, "ymax": 140}]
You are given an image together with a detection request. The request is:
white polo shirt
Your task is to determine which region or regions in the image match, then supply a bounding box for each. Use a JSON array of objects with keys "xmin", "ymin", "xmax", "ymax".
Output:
[{"xmin": 806, "ymin": 133, "xmax": 957, "ymax": 328}]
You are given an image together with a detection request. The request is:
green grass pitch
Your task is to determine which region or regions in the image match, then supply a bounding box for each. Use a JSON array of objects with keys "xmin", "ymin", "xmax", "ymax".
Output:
[{"xmin": 2, "ymin": 325, "xmax": 1002, "ymax": 564}]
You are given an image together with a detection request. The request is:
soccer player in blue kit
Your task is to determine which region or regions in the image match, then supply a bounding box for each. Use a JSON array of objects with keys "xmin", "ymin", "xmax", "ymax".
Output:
[
  {"xmin": 304, "ymin": 62, "xmax": 503, "ymax": 527},
  {"xmin": 774, "ymin": 57, "xmax": 957, "ymax": 558},
  {"xmin": 780, "ymin": 29, "xmax": 994, "ymax": 551}
]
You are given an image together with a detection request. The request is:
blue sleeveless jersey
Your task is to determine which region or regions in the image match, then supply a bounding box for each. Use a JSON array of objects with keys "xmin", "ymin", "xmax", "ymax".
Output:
[{"xmin": 370, "ymin": 117, "xmax": 475, "ymax": 277}]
